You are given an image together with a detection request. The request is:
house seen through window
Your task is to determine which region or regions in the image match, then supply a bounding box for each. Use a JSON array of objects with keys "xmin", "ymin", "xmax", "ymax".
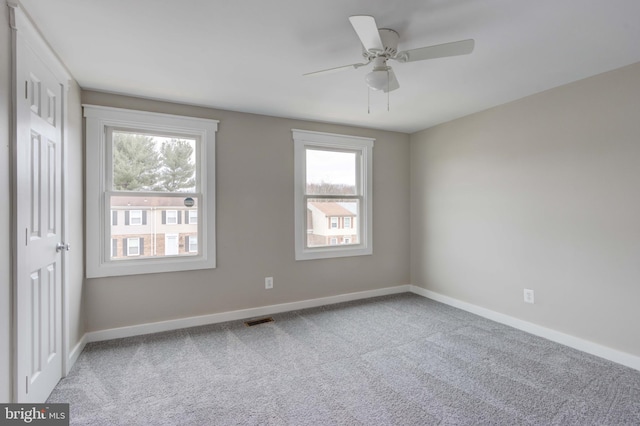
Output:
[{"xmin": 109, "ymin": 130, "xmax": 199, "ymax": 260}]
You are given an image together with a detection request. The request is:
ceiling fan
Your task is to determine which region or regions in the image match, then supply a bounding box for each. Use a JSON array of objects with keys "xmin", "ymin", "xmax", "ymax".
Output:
[{"xmin": 304, "ymin": 15, "xmax": 475, "ymax": 93}]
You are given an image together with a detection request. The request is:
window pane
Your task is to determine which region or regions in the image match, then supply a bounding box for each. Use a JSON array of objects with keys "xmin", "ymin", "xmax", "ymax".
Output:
[
  {"xmin": 306, "ymin": 149, "xmax": 356, "ymax": 195},
  {"xmin": 112, "ymin": 130, "xmax": 196, "ymax": 193},
  {"xmin": 110, "ymin": 195, "xmax": 199, "ymax": 260},
  {"xmin": 306, "ymin": 199, "xmax": 359, "ymax": 248}
]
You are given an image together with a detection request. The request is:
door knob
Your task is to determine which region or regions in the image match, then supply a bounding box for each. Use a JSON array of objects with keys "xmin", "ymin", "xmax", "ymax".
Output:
[{"xmin": 56, "ymin": 242, "xmax": 70, "ymax": 252}]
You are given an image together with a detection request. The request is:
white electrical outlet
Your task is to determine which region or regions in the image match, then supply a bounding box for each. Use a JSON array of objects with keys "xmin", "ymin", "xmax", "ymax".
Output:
[
  {"xmin": 265, "ymin": 277, "xmax": 273, "ymax": 289},
  {"xmin": 523, "ymin": 288, "xmax": 535, "ymax": 304}
]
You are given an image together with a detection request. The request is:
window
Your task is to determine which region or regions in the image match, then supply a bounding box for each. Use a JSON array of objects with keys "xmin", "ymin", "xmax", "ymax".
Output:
[
  {"xmin": 85, "ymin": 105, "xmax": 218, "ymax": 278},
  {"xmin": 126, "ymin": 238, "xmax": 141, "ymax": 256},
  {"xmin": 165, "ymin": 210, "xmax": 178, "ymax": 225},
  {"xmin": 293, "ymin": 129, "xmax": 373, "ymax": 260},
  {"xmin": 128, "ymin": 210, "xmax": 143, "ymax": 225},
  {"xmin": 187, "ymin": 210, "xmax": 197, "ymax": 224},
  {"xmin": 187, "ymin": 235, "xmax": 198, "ymax": 253}
]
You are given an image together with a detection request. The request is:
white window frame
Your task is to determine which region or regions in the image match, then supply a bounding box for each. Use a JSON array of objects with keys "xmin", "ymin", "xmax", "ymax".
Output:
[
  {"xmin": 330, "ymin": 217, "xmax": 339, "ymax": 229},
  {"xmin": 84, "ymin": 105, "xmax": 218, "ymax": 277},
  {"xmin": 293, "ymin": 129, "xmax": 373, "ymax": 260},
  {"xmin": 344, "ymin": 217, "xmax": 352, "ymax": 229}
]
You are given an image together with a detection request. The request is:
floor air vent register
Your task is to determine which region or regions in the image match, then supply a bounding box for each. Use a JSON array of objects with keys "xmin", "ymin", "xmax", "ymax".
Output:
[{"xmin": 244, "ymin": 317, "xmax": 274, "ymax": 327}]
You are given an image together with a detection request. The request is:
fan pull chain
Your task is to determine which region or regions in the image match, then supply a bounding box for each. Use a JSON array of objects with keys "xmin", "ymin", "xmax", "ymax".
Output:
[
  {"xmin": 367, "ymin": 86, "xmax": 371, "ymax": 114},
  {"xmin": 387, "ymin": 69, "xmax": 390, "ymax": 112}
]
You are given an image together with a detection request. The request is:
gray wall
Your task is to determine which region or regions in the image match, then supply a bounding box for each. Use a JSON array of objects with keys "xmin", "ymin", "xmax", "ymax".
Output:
[
  {"xmin": 82, "ymin": 91, "xmax": 411, "ymax": 332},
  {"xmin": 1, "ymin": 2, "xmax": 13, "ymax": 403},
  {"xmin": 410, "ymin": 62, "xmax": 640, "ymax": 357}
]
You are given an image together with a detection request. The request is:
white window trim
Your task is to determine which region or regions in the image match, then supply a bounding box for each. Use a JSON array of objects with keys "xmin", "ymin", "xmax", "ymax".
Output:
[
  {"xmin": 84, "ymin": 105, "xmax": 218, "ymax": 277},
  {"xmin": 293, "ymin": 129, "xmax": 373, "ymax": 260}
]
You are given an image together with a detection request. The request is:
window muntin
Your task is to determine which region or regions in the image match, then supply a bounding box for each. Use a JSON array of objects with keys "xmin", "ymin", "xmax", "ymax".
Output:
[
  {"xmin": 293, "ymin": 129, "xmax": 373, "ymax": 260},
  {"xmin": 85, "ymin": 105, "xmax": 217, "ymax": 278}
]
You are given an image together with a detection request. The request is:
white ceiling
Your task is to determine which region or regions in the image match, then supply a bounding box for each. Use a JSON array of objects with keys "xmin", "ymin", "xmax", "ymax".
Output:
[{"xmin": 17, "ymin": 0, "xmax": 640, "ymax": 133}]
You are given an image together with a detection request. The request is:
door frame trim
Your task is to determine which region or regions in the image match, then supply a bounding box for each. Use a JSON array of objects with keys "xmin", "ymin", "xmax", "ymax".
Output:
[{"xmin": 9, "ymin": 2, "xmax": 71, "ymax": 402}]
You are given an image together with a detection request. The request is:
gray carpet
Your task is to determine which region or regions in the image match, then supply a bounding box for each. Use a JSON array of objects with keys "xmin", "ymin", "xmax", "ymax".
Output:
[{"xmin": 47, "ymin": 293, "xmax": 640, "ymax": 425}]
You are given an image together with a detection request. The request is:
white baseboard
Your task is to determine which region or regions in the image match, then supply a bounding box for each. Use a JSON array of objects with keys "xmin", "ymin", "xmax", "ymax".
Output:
[
  {"xmin": 409, "ymin": 285, "xmax": 640, "ymax": 372},
  {"xmin": 66, "ymin": 333, "xmax": 87, "ymax": 375},
  {"xmin": 86, "ymin": 285, "xmax": 412, "ymax": 343}
]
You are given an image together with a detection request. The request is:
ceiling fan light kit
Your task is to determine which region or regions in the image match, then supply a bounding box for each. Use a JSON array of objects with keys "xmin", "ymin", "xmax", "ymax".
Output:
[
  {"xmin": 305, "ymin": 15, "xmax": 475, "ymax": 109},
  {"xmin": 365, "ymin": 69, "xmax": 391, "ymax": 91}
]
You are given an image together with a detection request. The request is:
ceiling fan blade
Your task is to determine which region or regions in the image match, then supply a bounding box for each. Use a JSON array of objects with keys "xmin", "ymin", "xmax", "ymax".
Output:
[
  {"xmin": 303, "ymin": 61, "xmax": 369, "ymax": 77},
  {"xmin": 384, "ymin": 68, "xmax": 400, "ymax": 93},
  {"xmin": 395, "ymin": 39, "xmax": 475, "ymax": 63},
  {"xmin": 349, "ymin": 15, "xmax": 384, "ymax": 53}
]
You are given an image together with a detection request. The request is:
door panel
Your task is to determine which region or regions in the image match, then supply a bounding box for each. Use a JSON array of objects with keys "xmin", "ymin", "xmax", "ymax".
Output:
[{"xmin": 15, "ymin": 35, "xmax": 64, "ymax": 402}]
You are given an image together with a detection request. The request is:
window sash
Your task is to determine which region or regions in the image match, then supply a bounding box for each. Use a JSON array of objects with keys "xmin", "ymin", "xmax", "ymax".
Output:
[{"xmin": 105, "ymin": 126, "xmax": 201, "ymax": 194}]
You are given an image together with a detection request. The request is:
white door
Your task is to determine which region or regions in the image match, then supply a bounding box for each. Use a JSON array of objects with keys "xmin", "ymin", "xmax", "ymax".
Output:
[
  {"xmin": 13, "ymin": 6, "xmax": 67, "ymax": 403},
  {"xmin": 165, "ymin": 234, "xmax": 179, "ymax": 255}
]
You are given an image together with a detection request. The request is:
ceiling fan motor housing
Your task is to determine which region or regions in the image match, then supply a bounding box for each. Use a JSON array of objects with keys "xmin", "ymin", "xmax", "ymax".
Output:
[{"xmin": 362, "ymin": 28, "xmax": 399, "ymax": 60}]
